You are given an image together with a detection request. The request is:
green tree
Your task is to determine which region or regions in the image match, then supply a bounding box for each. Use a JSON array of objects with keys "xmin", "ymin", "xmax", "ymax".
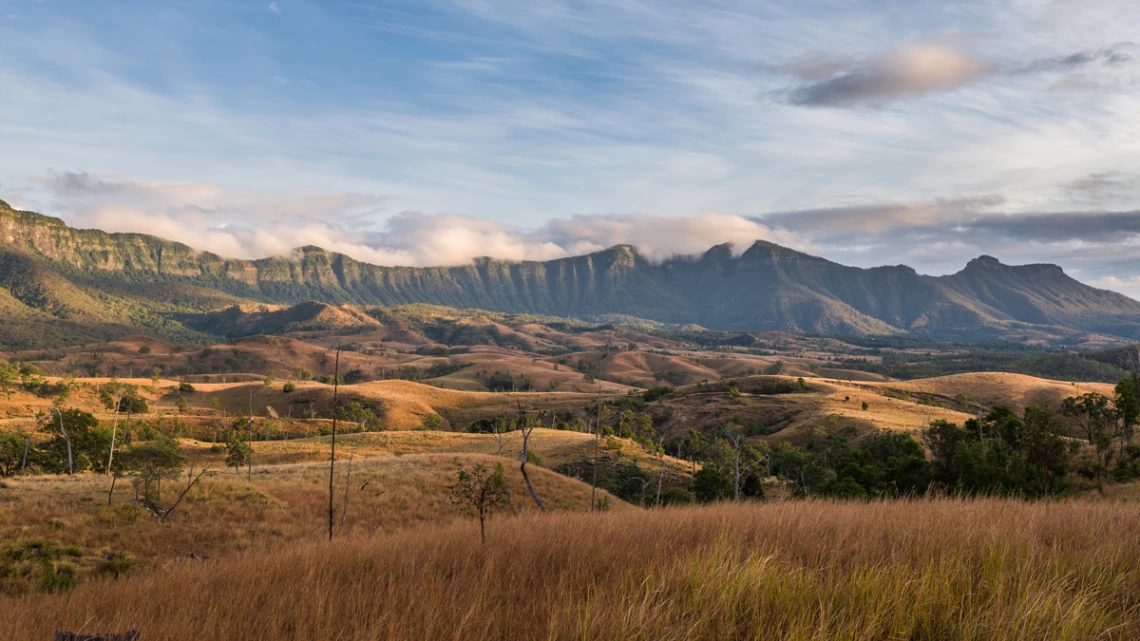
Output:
[
  {"xmin": 691, "ymin": 467, "xmax": 732, "ymax": 503},
  {"xmin": 1115, "ymin": 376, "xmax": 1140, "ymax": 448},
  {"xmin": 0, "ymin": 433, "xmax": 24, "ymax": 477},
  {"xmin": 224, "ymin": 430, "xmax": 252, "ymax": 474},
  {"xmin": 119, "ymin": 438, "xmax": 186, "ymax": 507},
  {"xmin": 450, "ymin": 462, "xmax": 512, "ymax": 544}
]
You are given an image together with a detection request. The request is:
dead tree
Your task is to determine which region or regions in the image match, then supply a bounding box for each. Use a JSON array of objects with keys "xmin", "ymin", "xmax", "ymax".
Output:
[
  {"xmin": 517, "ymin": 401, "xmax": 545, "ymax": 513},
  {"xmin": 327, "ymin": 346, "xmax": 341, "ymax": 542},
  {"xmin": 53, "ymin": 407, "xmax": 74, "ymax": 475},
  {"xmin": 247, "ymin": 387, "xmax": 254, "ymax": 481},
  {"xmin": 720, "ymin": 423, "xmax": 746, "ymax": 503},
  {"xmin": 341, "ymin": 450, "xmax": 353, "ymax": 526},
  {"xmin": 106, "ymin": 387, "xmax": 125, "ymax": 475},
  {"xmin": 162, "ymin": 464, "xmax": 211, "ymax": 521}
]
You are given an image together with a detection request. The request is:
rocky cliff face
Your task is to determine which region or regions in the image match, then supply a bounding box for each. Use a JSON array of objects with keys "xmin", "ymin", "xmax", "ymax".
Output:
[{"xmin": 2, "ymin": 199, "xmax": 1139, "ymax": 346}]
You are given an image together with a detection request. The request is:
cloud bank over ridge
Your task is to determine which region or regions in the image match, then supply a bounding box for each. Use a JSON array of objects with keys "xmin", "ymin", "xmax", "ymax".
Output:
[{"xmin": 14, "ymin": 171, "xmax": 1140, "ymax": 300}]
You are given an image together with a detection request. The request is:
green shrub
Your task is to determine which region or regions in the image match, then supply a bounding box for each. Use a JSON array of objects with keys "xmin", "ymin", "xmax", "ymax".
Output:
[{"xmin": 283, "ymin": 382, "xmax": 296, "ymax": 393}]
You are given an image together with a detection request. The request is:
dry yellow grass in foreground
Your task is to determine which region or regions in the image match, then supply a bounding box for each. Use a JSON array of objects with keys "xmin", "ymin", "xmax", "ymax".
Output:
[{"xmin": 4, "ymin": 499, "xmax": 1140, "ymax": 640}]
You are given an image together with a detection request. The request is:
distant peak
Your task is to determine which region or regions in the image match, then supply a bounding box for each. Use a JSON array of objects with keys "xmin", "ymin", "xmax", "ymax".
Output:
[{"xmin": 966, "ymin": 255, "xmax": 1004, "ymax": 269}]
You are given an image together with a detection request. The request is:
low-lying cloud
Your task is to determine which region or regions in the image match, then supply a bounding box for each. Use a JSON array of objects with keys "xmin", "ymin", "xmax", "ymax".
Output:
[
  {"xmin": 773, "ymin": 41, "xmax": 1138, "ymax": 108},
  {"xmin": 20, "ymin": 172, "xmax": 796, "ymax": 267},
  {"xmin": 15, "ymin": 171, "xmax": 1140, "ymax": 299}
]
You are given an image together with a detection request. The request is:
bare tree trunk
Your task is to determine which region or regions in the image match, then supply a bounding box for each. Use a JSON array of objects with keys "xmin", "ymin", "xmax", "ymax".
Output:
[
  {"xmin": 107, "ymin": 392, "xmax": 123, "ymax": 476},
  {"xmin": 107, "ymin": 473, "xmax": 117, "ymax": 505},
  {"xmin": 55, "ymin": 408, "xmax": 73, "ymax": 475},
  {"xmin": 591, "ymin": 387, "xmax": 601, "ymax": 513},
  {"xmin": 328, "ymin": 347, "xmax": 341, "ymax": 542},
  {"xmin": 518, "ymin": 402, "xmax": 545, "ymax": 514},
  {"xmin": 21, "ymin": 433, "xmax": 30, "ymax": 475},
  {"xmin": 341, "ymin": 451, "xmax": 353, "ymax": 526},
  {"xmin": 734, "ymin": 443, "xmax": 741, "ymax": 502},
  {"xmin": 656, "ymin": 468, "xmax": 665, "ymax": 507},
  {"xmin": 247, "ymin": 388, "xmax": 253, "ymax": 481},
  {"xmin": 163, "ymin": 464, "xmax": 211, "ymax": 521}
]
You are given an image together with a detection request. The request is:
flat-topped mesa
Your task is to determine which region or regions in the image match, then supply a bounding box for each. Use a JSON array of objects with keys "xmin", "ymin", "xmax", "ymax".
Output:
[{"xmin": 962, "ymin": 254, "xmax": 1066, "ymax": 278}]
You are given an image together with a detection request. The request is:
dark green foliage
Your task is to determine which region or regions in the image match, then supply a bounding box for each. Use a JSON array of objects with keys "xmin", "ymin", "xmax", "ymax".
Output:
[
  {"xmin": 0, "ymin": 432, "xmax": 25, "ymax": 477},
  {"xmin": 643, "ymin": 385, "xmax": 674, "ymax": 402},
  {"xmin": 692, "ymin": 468, "xmax": 733, "ymax": 503},
  {"xmin": 282, "ymin": 381, "xmax": 296, "ymax": 393},
  {"xmin": 39, "ymin": 409, "xmax": 108, "ymax": 474},
  {"xmin": 224, "ymin": 435, "xmax": 252, "ymax": 473},
  {"xmin": 178, "ymin": 382, "xmax": 196, "ymax": 393},
  {"xmin": 924, "ymin": 406, "xmax": 1074, "ymax": 498}
]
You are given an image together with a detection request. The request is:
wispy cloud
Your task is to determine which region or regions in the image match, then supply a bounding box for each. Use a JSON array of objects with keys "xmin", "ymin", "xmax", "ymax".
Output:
[{"xmin": 268, "ymin": 3, "xmax": 281, "ymax": 15}]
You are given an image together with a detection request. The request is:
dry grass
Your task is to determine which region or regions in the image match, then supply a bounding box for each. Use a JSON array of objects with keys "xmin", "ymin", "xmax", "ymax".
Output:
[
  {"xmin": 3, "ymin": 499, "xmax": 1139, "ymax": 640},
  {"xmin": 0, "ymin": 451, "xmax": 627, "ymax": 595}
]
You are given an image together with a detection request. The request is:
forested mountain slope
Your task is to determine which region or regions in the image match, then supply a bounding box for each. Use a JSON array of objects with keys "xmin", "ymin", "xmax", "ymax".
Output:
[{"xmin": 2, "ymin": 199, "xmax": 1139, "ymax": 347}]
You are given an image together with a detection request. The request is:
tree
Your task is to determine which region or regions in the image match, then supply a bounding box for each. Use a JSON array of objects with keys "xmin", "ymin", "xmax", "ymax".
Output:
[
  {"xmin": 450, "ymin": 462, "xmax": 512, "ymax": 544},
  {"xmin": 1062, "ymin": 392, "xmax": 1115, "ymax": 445},
  {"xmin": 119, "ymin": 438, "xmax": 186, "ymax": 509},
  {"xmin": 1022, "ymin": 405, "xmax": 1071, "ymax": 496},
  {"xmin": 175, "ymin": 395, "xmax": 191, "ymax": 415},
  {"xmin": 692, "ymin": 468, "xmax": 732, "ymax": 503},
  {"xmin": 1062, "ymin": 392, "xmax": 1116, "ymax": 476},
  {"xmin": 99, "ymin": 380, "xmax": 131, "ymax": 476},
  {"xmin": 264, "ymin": 370, "xmax": 276, "ymax": 388},
  {"xmin": 224, "ymin": 430, "xmax": 252, "ymax": 473},
  {"xmin": 294, "ymin": 366, "xmax": 312, "ymax": 381},
  {"xmin": 591, "ymin": 399, "xmax": 612, "ymax": 512},
  {"xmin": 517, "ymin": 403, "xmax": 545, "ymax": 513},
  {"xmin": 0, "ymin": 360, "xmax": 19, "ymax": 399},
  {"xmin": 1115, "ymin": 376, "xmax": 1140, "ymax": 449},
  {"xmin": 0, "ymin": 433, "xmax": 23, "ymax": 477}
]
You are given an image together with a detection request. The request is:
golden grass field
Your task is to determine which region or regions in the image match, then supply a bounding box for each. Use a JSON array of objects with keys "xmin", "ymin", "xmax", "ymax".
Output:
[{"xmin": 4, "ymin": 499, "xmax": 1140, "ymax": 640}]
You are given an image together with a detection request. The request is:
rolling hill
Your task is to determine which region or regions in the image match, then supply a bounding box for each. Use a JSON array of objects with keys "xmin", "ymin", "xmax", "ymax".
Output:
[{"xmin": 2, "ymin": 198, "xmax": 1140, "ymax": 348}]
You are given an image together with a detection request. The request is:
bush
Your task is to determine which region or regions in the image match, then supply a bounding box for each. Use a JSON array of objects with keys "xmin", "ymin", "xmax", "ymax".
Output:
[
  {"xmin": 282, "ymin": 382, "xmax": 296, "ymax": 393},
  {"xmin": 178, "ymin": 382, "xmax": 196, "ymax": 393}
]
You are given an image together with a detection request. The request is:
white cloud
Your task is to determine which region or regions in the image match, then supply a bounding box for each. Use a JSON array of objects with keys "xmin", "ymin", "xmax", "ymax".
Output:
[
  {"xmin": 22, "ymin": 172, "xmax": 797, "ymax": 267},
  {"xmin": 268, "ymin": 3, "xmax": 281, "ymax": 15}
]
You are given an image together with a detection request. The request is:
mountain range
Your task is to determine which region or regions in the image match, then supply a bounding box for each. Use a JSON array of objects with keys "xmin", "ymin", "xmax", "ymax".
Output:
[{"xmin": 1, "ymin": 198, "xmax": 1139, "ymax": 350}]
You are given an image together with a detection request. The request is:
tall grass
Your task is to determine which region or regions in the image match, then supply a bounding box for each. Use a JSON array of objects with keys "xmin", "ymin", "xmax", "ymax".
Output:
[{"xmin": 4, "ymin": 498, "xmax": 1139, "ymax": 640}]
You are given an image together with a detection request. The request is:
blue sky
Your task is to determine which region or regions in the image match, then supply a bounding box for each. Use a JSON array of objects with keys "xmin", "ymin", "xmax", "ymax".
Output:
[{"xmin": 1, "ymin": 0, "xmax": 1139, "ymax": 294}]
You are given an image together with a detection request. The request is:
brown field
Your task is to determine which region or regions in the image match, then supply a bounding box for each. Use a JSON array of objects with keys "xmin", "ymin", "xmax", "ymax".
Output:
[{"xmin": 3, "ymin": 499, "xmax": 1139, "ymax": 640}]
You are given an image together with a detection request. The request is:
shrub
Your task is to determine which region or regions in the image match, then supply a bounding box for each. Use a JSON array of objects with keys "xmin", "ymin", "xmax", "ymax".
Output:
[
  {"xmin": 283, "ymin": 382, "xmax": 296, "ymax": 393},
  {"xmin": 178, "ymin": 382, "xmax": 196, "ymax": 393}
]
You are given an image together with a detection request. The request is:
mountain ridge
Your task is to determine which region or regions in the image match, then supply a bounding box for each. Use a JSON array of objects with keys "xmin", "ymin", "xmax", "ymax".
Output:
[{"xmin": 1, "ymin": 199, "xmax": 1139, "ymax": 348}]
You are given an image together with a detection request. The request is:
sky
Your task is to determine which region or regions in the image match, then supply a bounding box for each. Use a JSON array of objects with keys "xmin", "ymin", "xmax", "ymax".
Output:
[{"xmin": 1, "ymin": 1, "xmax": 1139, "ymax": 294}]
